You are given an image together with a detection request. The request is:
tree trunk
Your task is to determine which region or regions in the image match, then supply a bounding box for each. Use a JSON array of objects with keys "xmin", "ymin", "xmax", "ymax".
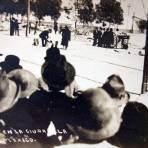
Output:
[{"xmin": 26, "ymin": 0, "xmax": 30, "ymax": 37}]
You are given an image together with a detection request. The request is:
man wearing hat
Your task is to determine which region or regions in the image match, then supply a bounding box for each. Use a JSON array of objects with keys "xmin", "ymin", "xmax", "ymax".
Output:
[
  {"xmin": 41, "ymin": 45, "xmax": 78, "ymax": 98},
  {"xmin": 39, "ymin": 29, "xmax": 51, "ymax": 47}
]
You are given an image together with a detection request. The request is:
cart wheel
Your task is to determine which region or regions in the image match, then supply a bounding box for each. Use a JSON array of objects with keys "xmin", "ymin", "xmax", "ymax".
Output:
[
  {"xmin": 112, "ymin": 33, "xmax": 118, "ymax": 48},
  {"xmin": 122, "ymin": 39, "xmax": 128, "ymax": 49}
]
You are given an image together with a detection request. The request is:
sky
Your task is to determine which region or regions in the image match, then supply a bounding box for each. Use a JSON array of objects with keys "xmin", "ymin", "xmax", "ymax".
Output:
[
  {"xmin": 121, "ymin": 0, "xmax": 148, "ymax": 19},
  {"xmin": 62, "ymin": 0, "xmax": 148, "ymax": 19},
  {"xmin": 62, "ymin": 0, "xmax": 148, "ymax": 29}
]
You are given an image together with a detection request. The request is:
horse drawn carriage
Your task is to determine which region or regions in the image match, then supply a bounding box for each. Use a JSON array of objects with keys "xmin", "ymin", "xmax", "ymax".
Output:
[{"xmin": 112, "ymin": 32, "xmax": 130, "ymax": 49}]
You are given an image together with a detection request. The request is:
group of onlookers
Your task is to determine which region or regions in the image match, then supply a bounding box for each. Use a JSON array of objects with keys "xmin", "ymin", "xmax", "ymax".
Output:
[
  {"xmin": 10, "ymin": 17, "xmax": 20, "ymax": 36},
  {"xmin": 0, "ymin": 42, "xmax": 148, "ymax": 147},
  {"xmin": 39, "ymin": 25, "xmax": 71, "ymax": 49},
  {"xmin": 92, "ymin": 27, "xmax": 114, "ymax": 48}
]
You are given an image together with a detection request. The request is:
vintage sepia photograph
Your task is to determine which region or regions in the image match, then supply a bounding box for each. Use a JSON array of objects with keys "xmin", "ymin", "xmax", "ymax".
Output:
[{"xmin": 0, "ymin": 0, "xmax": 148, "ymax": 147}]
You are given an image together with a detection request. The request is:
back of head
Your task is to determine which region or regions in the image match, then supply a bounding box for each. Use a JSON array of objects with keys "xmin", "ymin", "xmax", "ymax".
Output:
[
  {"xmin": 122, "ymin": 102, "xmax": 148, "ymax": 131},
  {"xmin": 78, "ymin": 88, "xmax": 118, "ymax": 120},
  {"xmin": 102, "ymin": 74, "xmax": 125, "ymax": 99},
  {"xmin": 117, "ymin": 102, "xmax": 148, "ymax": 146},
  {"xmin": 44, "ymin": 46, "xmax": 61, "ymax": 63},
  {"xmin": 82, "ymin": 87, "xmax": 112, "ymax": 106},
  {"xmin": 102, "ymin": 74, "xmax": 130, "ymax": 109},
  {"xmin": 72, "ymin": 87, "xmax": 121, "ymax": 141},
  {"xmin": 42, "ymin": 57, "xmax": 75, "ymax": 91},
  {"xmin": 5, "ymin": 55, "xmax": 21, "ymax": 67}
]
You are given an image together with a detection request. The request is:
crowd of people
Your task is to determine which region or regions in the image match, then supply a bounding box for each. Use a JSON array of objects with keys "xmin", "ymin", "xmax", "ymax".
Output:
[
  {"xmin": 9, "ymin": 18, "xmax": 72, "ymax": 50},
  {"xmin": 9, "ymin": 17, "xmax": 130, "ymax": 50},
  {"xmin": 10, "ymin": 17, "xmax": 20, "ymax": 36},
  {"xmin": 92, "ymin": 27, "xmax": 114, "ymax": 48},
  {"xmin": 38, "ymin": 25, "xmax": 71, "ymax": 49},
  {"xmin": 2, "ymin": 18, "xmax": 147, "ymax": 148},
  {"xmin": 92, "ymin": 27, "xmax": 129, "ymax": 49},
  {"xmin": 0, "ymin": 41, "xmax": 148, "ymax": 147}
]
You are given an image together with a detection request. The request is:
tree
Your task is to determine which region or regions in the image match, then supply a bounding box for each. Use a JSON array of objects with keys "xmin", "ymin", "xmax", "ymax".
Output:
[
  {"xmin": 31, "ymin": 0, "xmax": 62, "ymax": 20},
  {"xmin": 76, "ymin": 0, "xmax": 95, "ymax": 24},
  {"xmin": 0, "ymin": 0, "xmax": 62, "ymax": 19},
  {"xmin": 0, "ymin": 0, "xmax": 27, "ymax": 14},
  {"xmin": 136, "ymin": 19, "xmax": 147, "ymax": 33},
  {"xmin": 96, "ymin": 0, "xmax": 123, "ymax": 24}
]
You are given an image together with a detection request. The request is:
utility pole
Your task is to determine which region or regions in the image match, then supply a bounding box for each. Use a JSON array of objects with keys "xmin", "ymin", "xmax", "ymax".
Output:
[
  {"xmin": 141, "ymin": 15, "xmax": 148, "ymax": 93},
  {"xmin": 26, "ymin": 0, "xmax": 30, "ymax": 37},
  {"xmin": 126, "ymin": 3, "xmax": 131, "ymax": 30},
  {"xmin": 131, "ymin": 12, "xmax": 135, "ymax": 33},
  {"xmin": 74, "ymin": 0, "xmax": 78, "ymax": 30}
]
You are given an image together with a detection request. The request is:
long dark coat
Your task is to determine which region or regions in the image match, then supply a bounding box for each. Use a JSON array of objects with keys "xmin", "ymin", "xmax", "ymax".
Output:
[{"xmin": 61, "ymin": 27, "xmax": 71, "ymax": 48}]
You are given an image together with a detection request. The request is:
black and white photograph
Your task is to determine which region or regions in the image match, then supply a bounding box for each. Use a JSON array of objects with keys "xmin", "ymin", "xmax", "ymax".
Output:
[{"xmin": 0, "ymin": 0, "xmax": 148, "ymax": 147}]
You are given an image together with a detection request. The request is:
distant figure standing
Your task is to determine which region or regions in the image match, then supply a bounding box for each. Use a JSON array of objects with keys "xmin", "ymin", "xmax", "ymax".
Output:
[
  {"xmin": 97, "ymin": 27, "xmax": 102, "ymax": 47},
  {"xmin": 101, "ymin": 28, "xmax": 109, "ymax": 48},
  {"xmin": 59, "ymin": 25, "xmax": 63, "ymax": 34},
  {"xmin": 92, "ymin": 27, "xmax": 98, "ymax": 46},
  {"xmin": 14, "ymin": 19, "xmax": 20, "ymax": 36},
  {"xmin": 10, "ymin": 17, "xmax": 15, "ymax": 36},
  {"xmin": 53, "ymin": 20, "xmax": 58, "ymax": 34},
  {"xmin": 29, "ymin": 22, "xmax": 32, "ymax": 34},
  {"xmin": 61, "ymin": 26, "xmax": 71, "ymax": 49},
  {"xmin": 34, "ymin": 21, "xmax": 38, "ymax": 35},
  {"xmin": 108, "ymin": 28, "xmax": 114, "ymax": 48},
  {"xmin": 39, "ymin": 29, "xmax": 51, "ymax": 47}
]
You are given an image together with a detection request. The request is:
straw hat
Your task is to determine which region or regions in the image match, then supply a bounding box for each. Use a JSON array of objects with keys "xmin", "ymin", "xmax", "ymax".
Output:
[{"xmin": 0, "ymin": 70, "xmax": 21, "ymax": 113}]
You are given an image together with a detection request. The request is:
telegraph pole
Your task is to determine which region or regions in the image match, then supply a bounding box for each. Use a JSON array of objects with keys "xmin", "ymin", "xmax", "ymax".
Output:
[
  {"xmin": 131, "ymin": 12, "xmax": 135, "ymax": 33},
  {"xmin": 74, "ymin": 0, "xmax": 78, "ymax": 29},
  {"xmin": 26, "ymin": 0, "xmax": 30, "ymax": 37},
  {"xmin": 126, "ymin": 3, "xmax": 131, "ymax": 30},
  {"xmin": 141, "ymin": 15, "xmax": 148, "ymax": 93}
]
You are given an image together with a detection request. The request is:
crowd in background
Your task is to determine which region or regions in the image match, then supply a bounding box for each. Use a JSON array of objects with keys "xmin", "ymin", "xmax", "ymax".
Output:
[
  {"xmin": 10, "ymin": 17, "xmax": 20, "ymax": 36},
  {"xmin": 92, "ymin": 27, "xmax": 114, "ymax": 48}
]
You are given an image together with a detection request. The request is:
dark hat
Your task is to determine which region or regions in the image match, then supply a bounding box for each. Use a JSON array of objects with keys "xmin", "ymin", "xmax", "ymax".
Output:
[
  {"xmin": 68, "ymin": 87, "xmax": 121, "ymax": 141},
  {"xmin": 42, "ymin": 59, "xmax": 75, "ymax": 91},
  {"xmin": 116, "ymin": 102, "xmax": 148, "ymax": 146},
  {"xmin": 44, "ymin": 46, "xmax": 61, "ymax": 62}
]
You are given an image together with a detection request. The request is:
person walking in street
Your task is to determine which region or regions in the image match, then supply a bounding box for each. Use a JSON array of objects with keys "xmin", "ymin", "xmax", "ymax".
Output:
[
  {"xmin": 14, "ymin": 19, "xmax": 20, "ymax": 36},
  {"xmin": 61, "ymin": 26, "xmax": 71, "ymax": 50},
  {"xmin": 53, "ymin": 20, "xmax": 58, "ymax": 34},
  {"xmin": 34, "ymin": 21, "xmax": 38, "ymax": 35},
  {"xmin": 10, "ymin": 17, "xmax": 15, "ymax": 36}
]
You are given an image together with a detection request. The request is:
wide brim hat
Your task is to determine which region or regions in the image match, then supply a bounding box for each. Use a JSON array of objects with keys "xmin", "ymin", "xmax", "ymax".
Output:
[
  {"xmin": 41, "ymin": 61, "xmax": 76, "ymax": 91},
  {"xmin": 0, "ymin": 79, "xmax": 21, "ymax": 113},
  {"xmin": 67, "ymin": 87, "xmax": 121, "ymax": 141}
]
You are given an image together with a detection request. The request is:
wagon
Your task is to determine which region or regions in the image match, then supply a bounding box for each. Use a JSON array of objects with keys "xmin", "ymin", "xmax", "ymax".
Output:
[{"xmin": 113, "ymin": 33, "xmax": 130, "ymax": 49}]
